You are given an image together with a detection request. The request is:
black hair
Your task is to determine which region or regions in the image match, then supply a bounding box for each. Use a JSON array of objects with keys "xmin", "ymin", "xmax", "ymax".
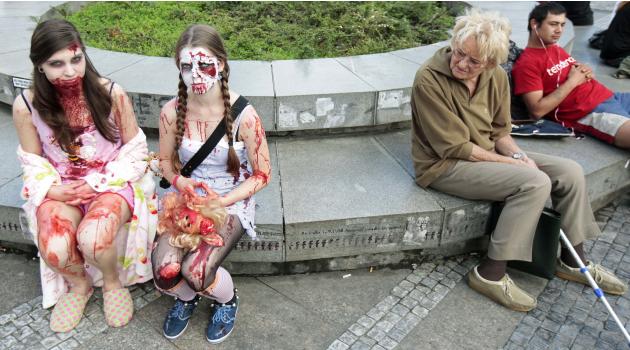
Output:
[{"xmin": 527, "ymin": 2, "xmax": 566, "ymax": 32}]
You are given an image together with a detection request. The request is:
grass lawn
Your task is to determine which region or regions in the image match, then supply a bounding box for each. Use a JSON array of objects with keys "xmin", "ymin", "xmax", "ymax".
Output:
[{"xmin": 65, "ymin": 1, "xmax": 456, "ymax": 60}]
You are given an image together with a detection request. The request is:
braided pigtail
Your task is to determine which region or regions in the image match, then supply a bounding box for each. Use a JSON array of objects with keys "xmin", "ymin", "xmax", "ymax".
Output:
[
  {"xmin": 171, "ymin": 75, "xmax": 188, "ymax": 174},
  {"xmin": 220, "ymin": 78, "xmax": 240, "ymax": 177}
]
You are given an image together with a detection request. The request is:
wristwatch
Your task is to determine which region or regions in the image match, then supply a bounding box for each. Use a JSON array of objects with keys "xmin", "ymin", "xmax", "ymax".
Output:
[{"xmin": 511, "ymin": 152, "xmax": 525, "ymax": 160}]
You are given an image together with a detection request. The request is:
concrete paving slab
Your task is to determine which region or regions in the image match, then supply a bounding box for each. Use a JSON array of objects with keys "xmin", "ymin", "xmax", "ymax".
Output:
[
  {"xmin": 82, "ymin": 316, "xmax": 178, "ymax": 350},
  {"xmin": 228, "ymin": 60, "xmax": 276, "ymax": 131},
  {"xmin": 376, "ymin": 129, "xmax": 496, "ymax": 246},
  {"xmin": 107, "ymin": 56, "xmax": 179, "ymax": 95},
  {"xmin": 137, "ymin": 276, "xmax": 340, "ymax": 350},
  {"xmin": 0, "ymin": 252, "xmax": 39, "ymax": 315},
  {"xmin": 0, "ymin": 50, "xmax": 32, "ymax": 76},
  {"xmin": 98, "ymin": 56, "xmax": 179, "ymax": 130},
  {"xmin": 336, "ymin": 53, "xmax": 419, "ymax": 125},
  {"xmin": 229, "ymin": 60, "xmax": 275, "ymax": 98},
  {"xmin": 516, "ymin": 137, "xmax": 626, "ymax": 177},
  {"xmin": 335, "ymin": 53, "xmax": 419, "ymax": 92},
  {"xmin": 397, "ymin": 268, "xmax": 547, "ymax": 350},
  {"xmin": 277, "ymin": 135, "xmax": 443, "ymax": 261},
  {"xmin": 375, "ymin": 88, "xmax": 413, "ymax": 125},
  {"xmin": 86, "ymin": 47, "xmax": 147, "ymax": 77},
  {"xmin": 0, "ymin": 22, "xmax": 36, "ymax": 49},
  {"xmin": 389, "ymin": 43, "xmax": 446, "ymax": 66},
  {"xmin": 374, "ymin": 129, "xmax": 414, "ymax": 177},
  {"xmin": 0, "ymin": 30, "xmax": 37, "ymax": 60},
  {"xmin": 258, "ymin": 267, "xmax": 410, "ymax": 328},
  {"xmin": 0, "ymin": 2, "xmax": 61, "ymax": 17},
  {"xmin": 272, "ymin": 58, "xmax": 375, "ymax": 97}
]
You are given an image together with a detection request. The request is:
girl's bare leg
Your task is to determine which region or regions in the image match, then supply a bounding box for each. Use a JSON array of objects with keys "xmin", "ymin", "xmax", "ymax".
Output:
[
  {"xmin": 76, "ymin": 194, "xmax": 131, "ymax": 292},
  {"xmin": 36, "ymin": 200, "xmax": 91, "ymax": 295}
]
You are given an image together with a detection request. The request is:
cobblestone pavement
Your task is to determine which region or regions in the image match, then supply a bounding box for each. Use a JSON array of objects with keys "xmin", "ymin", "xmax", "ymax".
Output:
[
  {"xmin": 2, "ymin": 196, "xmax": 628, "ymax": 350},
  {"xmin": 0, "ymin": 282, "xmax": 160, "ymax": 350},
  {"xmin": 327, "ymin": 256, "xmax": 480, "ymax": 350},
  {"xmin": 504, "ymin": 195, "xmax": 630, "ymax": 350}
]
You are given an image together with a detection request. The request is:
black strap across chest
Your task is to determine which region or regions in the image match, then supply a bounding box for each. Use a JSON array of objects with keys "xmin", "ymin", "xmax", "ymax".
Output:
[
  {"xmin": 181, "ymin": 95, "xmax": 249, "ymax": 176},
  {"xmin": 160, "ymin": 95, "xmax": 249, "ymax": 188}
]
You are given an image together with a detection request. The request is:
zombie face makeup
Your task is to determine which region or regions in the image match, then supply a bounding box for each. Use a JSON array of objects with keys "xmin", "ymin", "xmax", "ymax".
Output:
[
  {"xmin": 41, "ymin": 43, "xmax": 86, "ymax": 93},
  {"xmin": 179, "ymin": 47, "xmax": 221, "ymax": 95}
]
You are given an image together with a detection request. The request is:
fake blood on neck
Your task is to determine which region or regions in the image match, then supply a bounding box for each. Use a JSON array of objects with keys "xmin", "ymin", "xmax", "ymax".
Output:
[{"xmin": 52, "ymin": 76, "xmax": 91, "ymax": 128}]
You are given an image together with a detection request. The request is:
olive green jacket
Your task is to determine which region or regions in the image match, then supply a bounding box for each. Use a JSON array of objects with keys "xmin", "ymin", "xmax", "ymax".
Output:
[{"xmin": 411, "ymin": 46, "xmax": 511, "ymax": 188}]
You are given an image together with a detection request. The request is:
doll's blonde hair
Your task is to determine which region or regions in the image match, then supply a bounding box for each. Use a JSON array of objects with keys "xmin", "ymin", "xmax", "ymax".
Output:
[{"xmin": 157, "ymin": 192, "xmax": 227, "ymax": 250}]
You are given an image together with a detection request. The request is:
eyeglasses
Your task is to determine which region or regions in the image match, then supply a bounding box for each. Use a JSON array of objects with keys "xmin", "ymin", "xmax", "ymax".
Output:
[{"xmin": 452, "ymin": 48, "xmax": 484, "ymax": 69}]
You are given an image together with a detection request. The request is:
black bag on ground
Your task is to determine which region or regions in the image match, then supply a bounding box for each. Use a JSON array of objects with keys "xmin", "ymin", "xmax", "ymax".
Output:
[
  {"xmin": 510, "ymin": 119, "xmax": 574, "ymax": 138},
  {"xmin": 489, "ymin": 205, "xmax": 561, "ymax": 280}
]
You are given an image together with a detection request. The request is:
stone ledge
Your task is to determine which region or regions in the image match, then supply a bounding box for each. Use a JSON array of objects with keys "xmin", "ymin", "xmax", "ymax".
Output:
[{"xmin": 1, "ymin": 129, "xmax": 628, "ymax": 273}]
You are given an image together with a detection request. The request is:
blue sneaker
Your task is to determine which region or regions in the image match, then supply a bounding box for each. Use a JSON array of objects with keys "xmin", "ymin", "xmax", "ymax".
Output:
[
  {"xmin": 206, "ymin": 290, "xmax": 239, "ymax": 344},
  {"xmin": 163, "ymin": 296, "xmax": 200, "ymax": 339}
]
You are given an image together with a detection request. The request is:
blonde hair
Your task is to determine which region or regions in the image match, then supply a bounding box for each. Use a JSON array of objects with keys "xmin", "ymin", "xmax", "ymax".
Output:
[{"xmin": 450, "ymin": 8, "xmax": 512, "ymax": 67}]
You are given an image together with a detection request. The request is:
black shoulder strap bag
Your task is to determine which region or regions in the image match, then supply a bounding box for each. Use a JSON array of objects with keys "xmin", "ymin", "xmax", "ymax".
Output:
[{"xmin": 159, "ymin": 95, "xmax": 249, "ymax": 189}]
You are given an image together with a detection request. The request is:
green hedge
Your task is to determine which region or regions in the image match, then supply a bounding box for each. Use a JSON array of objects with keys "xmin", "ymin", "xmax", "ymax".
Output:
[{"xmin": 66, "ymin": 2, "xmax": 455, "ymax": 60}]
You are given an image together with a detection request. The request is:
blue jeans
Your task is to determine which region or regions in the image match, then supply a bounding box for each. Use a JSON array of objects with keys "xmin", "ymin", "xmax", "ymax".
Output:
[{"xmin": 593, "ymin": 92, "xmax": 630, "ymax": 117}]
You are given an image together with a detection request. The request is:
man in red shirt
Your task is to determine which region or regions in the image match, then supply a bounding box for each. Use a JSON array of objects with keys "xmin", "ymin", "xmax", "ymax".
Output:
[{"xmin": 512, "ymin": 2, "xmax": 630, "ymax": 148}]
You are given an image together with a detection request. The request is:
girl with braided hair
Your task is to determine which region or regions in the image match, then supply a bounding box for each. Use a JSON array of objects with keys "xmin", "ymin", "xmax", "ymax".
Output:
[{"xmin": 153, "ymin": 24, "xmax": 271, "ymax": 343}]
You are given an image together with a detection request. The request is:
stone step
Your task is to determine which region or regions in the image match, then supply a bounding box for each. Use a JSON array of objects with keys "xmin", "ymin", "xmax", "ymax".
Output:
[{"xmin": 1, "ymin": 100, "xmax": 629, "ymax": 273}]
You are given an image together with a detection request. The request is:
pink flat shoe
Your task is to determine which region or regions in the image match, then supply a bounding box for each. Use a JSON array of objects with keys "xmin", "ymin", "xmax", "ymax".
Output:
[
  {"xmin": 103, "ymin": 288, "xmax": 134, "ymax": 327},
  {"xmin": 50, "ymin": 289, "xmax": 93, "ymax": 332}
]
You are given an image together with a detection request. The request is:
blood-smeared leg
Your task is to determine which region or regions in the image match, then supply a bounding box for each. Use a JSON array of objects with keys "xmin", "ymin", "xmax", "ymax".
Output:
[
  {"xmin": 36, "ymin": 200, "xmax": 91, "ymax": 295},
  {"xmin": 181, "ymin": 215, "xmax": 243, "ymax": 302},
  {"xmin": 151, "ymin": 232, "xmax": 197, "ymax": 301},
  {"xmin": 76, "ymin": 193, "xmax": 130, "ymax": 292}
]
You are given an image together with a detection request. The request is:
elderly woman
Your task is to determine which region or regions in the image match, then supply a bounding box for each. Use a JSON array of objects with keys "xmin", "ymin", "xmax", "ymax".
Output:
[{"xmin": 410, "ymin": 9, "xmax": 627, "ymax": 311}]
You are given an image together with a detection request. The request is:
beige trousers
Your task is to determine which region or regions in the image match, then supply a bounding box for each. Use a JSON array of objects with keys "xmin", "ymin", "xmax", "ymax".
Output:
[{"xmin": 430, "ymin": 152, "xmax": 600, "ymax": 261}]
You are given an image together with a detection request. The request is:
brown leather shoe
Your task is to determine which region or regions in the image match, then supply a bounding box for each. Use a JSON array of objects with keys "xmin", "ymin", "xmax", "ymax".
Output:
[
  {"xmin": 467, "ymin": 266, "xmax": 537, "ymax": 312},
  {"xmin": 556, "ymin": 259, "xmax": 628, "ymax": 296}
]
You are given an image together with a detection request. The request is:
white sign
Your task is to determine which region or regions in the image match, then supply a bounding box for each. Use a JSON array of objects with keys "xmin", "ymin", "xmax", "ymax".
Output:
[{"xmin": 12, "ymin": 77, "xmax": 32, "ymax": 89}]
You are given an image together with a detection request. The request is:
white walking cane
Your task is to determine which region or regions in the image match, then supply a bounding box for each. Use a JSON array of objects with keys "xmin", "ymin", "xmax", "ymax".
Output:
[{"xmin": 559, "ymin": 229, "xmax": 630, "ymax": 346}]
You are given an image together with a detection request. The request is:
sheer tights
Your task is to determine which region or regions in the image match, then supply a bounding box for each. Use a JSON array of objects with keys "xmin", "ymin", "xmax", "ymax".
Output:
[{"xmin": 152, "ymin": 215, "xmax": 243, "ymax": 293}]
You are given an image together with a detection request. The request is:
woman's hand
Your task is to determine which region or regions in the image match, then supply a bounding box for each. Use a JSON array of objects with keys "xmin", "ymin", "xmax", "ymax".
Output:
[
  {"xmin": 47, "ymin": 180, "xmax": 100, "ymax": 206},
  {"xmin": 46, "ymin": 181, "xmax": 84, "ymax": 203},
  {"xmin": 174, "ymin": 176, "xmax": 197, "ymax": 193},
  {"xmin": 65, "ymin": 180, "xmax": 98, "ymax": 206}
]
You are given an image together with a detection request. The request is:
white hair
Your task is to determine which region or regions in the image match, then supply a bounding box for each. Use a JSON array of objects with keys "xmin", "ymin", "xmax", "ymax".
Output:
[{"xmin": 450, "ymin": 8, "xmax": 512, "ymax": 67}]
